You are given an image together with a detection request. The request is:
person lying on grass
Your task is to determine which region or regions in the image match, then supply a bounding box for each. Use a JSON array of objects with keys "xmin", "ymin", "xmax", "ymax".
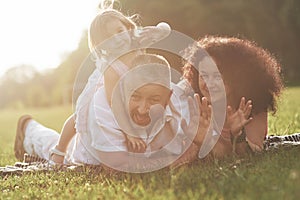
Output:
[
  {"xmin": 14, "ymin": 52, "xmax": 211, "ymax": 172},
  {"xmin": 172, "ymin": 36, "xmax": 284, "ymax": 166}
]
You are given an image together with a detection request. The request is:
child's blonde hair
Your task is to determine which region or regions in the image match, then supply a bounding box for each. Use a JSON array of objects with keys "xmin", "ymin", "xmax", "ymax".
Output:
[
  {"xmin": 131, "ymin": 53, "xmax": 170, "ymax": 68},
  {"xmin": 88, "ymin": 9, "xmax": 138, "ymax": 58}
]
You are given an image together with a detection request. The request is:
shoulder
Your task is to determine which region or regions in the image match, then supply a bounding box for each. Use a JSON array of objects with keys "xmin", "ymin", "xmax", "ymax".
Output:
[{"xmin": 172, "ymin": 79, "xmax": 194, "ymax": 97}]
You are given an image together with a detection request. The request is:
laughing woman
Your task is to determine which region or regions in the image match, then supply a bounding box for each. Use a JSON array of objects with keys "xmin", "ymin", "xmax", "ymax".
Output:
[{"xmin": 181, "ymin": 36, "xmax": 284, "ymax": 159}]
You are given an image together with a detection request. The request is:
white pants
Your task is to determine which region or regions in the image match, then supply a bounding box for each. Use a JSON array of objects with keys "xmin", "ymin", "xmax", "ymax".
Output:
[{"xmin": 23, "ymin": 120, "xmax": 74, "ymax": 164}]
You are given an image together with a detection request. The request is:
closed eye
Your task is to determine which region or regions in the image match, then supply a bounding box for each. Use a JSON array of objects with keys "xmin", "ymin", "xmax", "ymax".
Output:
[
  {"xmin": 149, "ymin": 97, "xmax": 161, "ymax": 104},
  {"xmin": 131, "ymin": 94, "xmax": 141, "ymax": 101}
]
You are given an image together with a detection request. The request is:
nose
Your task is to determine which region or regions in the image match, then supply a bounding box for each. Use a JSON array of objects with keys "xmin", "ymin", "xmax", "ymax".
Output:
[
  {"xmin": 137, "ymin": 100, "xmax": 150, "ymax": 115},
  {"xmin": 206, "ymin": 77, "xmax": 216, "ymax": 88}
]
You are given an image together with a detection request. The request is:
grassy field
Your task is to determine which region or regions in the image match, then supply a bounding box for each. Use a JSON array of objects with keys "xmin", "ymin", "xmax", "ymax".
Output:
[{"xmin": 0, "ymin": 87, "xmax": 299, "ymax": 199}]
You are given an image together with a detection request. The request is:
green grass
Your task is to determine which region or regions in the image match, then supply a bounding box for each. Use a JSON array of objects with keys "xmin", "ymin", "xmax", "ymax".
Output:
[{"xmin": 1, "ymin": 88, "xmax": 300, "ymax": 200}]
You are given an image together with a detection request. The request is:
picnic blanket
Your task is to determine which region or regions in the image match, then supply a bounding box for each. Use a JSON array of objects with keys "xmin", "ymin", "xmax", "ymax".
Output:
[
  {"xmin": 1, "ymin": 133, "xmax": 300, "ymax": 176},
  {"xmin": 0, "ymin": 154, "xmax": 104, "ymax": 177},
  {"xmin": 263, "ymin": 132, "xmax": 300, "ymax": 150}
]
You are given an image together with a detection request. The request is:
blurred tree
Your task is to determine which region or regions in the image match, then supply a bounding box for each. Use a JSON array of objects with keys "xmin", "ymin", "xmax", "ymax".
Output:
[
  {"xmin": 1, "ymin": 0, "xmax": 299, "ymax": 109},
  {"xmin": 50, "ymin": 32, "xmax": 90, "ymax": 105},
  {"xmin": 122, "ymin": 0, "xmax": 300, "ymax": 83},
  {"xmin": 0, "ymin": 65, "xmax": 37, "ymax": 109},
  {"xmin": 0, "ymin": 32, "xmax": 90, "ymax": 109}
]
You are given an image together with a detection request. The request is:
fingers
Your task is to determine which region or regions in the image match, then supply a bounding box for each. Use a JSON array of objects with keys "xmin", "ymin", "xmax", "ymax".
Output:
[
  {"xmin": 139, "ymin": 26, "xmax": 157, "ymax": 36},
  {"xmin": 245, "ymin": 104, "xmax": 252, "ymax": 118},
  {"xmin": 238, "ymin": 97, "xmax": 252, "ymax": 117},
  {"xmin": 138, "ymin": 27, "xmax": 159, "ymax": 45},
  {"xmin": 132, "ymin": 140, "xmax": 137, "ymax": 151},
  {"xmin": 194, "ymin": 94, "xmax": 200, "ymax": 117},
  {"xmin": 127, "ymin": 140, "xmax": 134, "ymax": 152},
  {"xmin": 245, "ymin": 99, "xmax": 252, "ymax": 108},
  {"xmin": 199, "ymin": 96, "xmax": 208, "ymax": 112},
  {"xmin": 239, "ymin": 97, "xmax": 246, "ymax": 110},
  {"xmin": 127, "ymin": 138, "xmax": 147, "ymax": 153},
  {"xmin": 194, "ymin": 94, "xmax": 211, "ymax": 117},
  {"xmin": 139, "ymin": 141, "xmax": 147, "ymax": 153},
  {"xmin": 200, "ymin": 98, "xmax": 208, "ymax": 119},
  {"xmin": 207, "ymin": 104, "xmax": 212, "ymax": 120},
  {"xmin": 243, "ymin": 116, "xmax": 253, "ymax": 127},
  {"xmin": 227, "ymin": 105, "xmax": 233, "ymax": 117}
]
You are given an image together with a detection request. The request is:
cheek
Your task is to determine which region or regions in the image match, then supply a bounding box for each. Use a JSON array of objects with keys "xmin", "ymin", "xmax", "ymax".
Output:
[
  {"xmin": 198, "ymin": 79, "xmax": 207, "ymax": 91},
  {"xmin": 128, "ymin": 100, "xmax": 136, "ymax": 114}
]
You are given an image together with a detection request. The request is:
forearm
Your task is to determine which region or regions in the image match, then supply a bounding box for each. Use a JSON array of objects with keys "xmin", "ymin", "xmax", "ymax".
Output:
[
  {"xmin": 56, "ymin": 114, "xmax": 76, "ymax": 152},
  {"xmin": 240, "ymin": 112, "xmax": 268, "ymax": 152}
]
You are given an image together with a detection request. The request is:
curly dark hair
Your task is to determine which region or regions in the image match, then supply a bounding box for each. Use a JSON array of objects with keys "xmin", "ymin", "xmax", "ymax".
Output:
[{"xmin": 182, "ymin": 36, "xmax": 284, "ymax": 114}]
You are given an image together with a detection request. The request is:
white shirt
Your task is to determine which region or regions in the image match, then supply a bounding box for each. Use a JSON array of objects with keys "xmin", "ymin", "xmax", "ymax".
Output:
[{"xmin": 71, "ymin": 83, "xmax": 186, "ymax": 164}]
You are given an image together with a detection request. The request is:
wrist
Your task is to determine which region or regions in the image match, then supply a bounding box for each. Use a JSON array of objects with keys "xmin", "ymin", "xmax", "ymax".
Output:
[
  {"xmin": 55, "ymin": 144, "xmax": 67, "ymax": 153},
  {"xmin": 231, "ymin": 127, "xmax": 246, "ymax": 144},
  {"xmin": 192, "ymin": 139, "xmax": 202, "ymax": 148},
  {"xmin": 50, "ymin": 145, "xmax": 66, "ymax": 157},
  {"xmin": 183, "ymin": 135, "xmax": 201, "ymax": 149}
]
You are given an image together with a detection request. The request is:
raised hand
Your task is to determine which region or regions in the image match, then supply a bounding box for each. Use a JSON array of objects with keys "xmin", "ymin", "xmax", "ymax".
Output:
[
  {"xmin": 171, "ymin": 94, "xmax": 212, "ymax": 168},
  {"xmin": 181, "ymin": 94, "xmax": 212, "ymax": 146},
  {"xmin": 137, "ymin": 23, "xmax": 170, "ymax": 46},
  {"xmin": 195, "ymin": 96, "xmax": 212, "ymax": 145},
  {"xmin": 227, "ymin": 97, "xmax": 252, "ymax": 136},
  {"xmin": 125, "ymin": 134, "xmax": 147, "ymax": 153}
]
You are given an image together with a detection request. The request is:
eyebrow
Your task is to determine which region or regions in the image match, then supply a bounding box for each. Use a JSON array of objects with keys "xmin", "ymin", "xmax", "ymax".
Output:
[
  {"xmin": 132, "ymin": 91, "xmax": 140, "ymax": 95},
  {"xmin": 150, "ymin": 95, "xmax": 161, "ymax": 98}
]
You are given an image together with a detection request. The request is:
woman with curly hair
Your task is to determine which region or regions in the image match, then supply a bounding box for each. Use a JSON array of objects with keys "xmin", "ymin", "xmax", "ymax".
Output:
[{"xmin": 181, "ymin": 36, "xmax": 284, "ymax": 159}]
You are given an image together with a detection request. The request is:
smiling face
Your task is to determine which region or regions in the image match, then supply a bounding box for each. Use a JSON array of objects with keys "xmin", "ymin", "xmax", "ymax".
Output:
[
  {"xmin": 129, "ymin": 83, "xmax": 172, "ymax": 126},
  {"xmin": 198, "ymin": 57, "xmax": 227, "ymax": 103},
  {"xmin": 100, "ymin": 18, "xmax": 131, "ymax": 54}
]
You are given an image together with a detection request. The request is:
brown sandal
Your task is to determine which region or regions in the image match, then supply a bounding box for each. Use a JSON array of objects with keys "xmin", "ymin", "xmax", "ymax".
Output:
[{"xmin": 14, "ymin": 115, "xmax": 32, "ymax": 161}]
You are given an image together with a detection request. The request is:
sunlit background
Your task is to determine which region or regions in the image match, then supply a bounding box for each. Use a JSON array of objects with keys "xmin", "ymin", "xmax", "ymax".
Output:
[
  {"xmin": 0, "ymin": 0, "xmax": 99, "ymax": 77},
  {"xmin": 0, "ymin": 0, "xmax": 299, "ymax": 109}
]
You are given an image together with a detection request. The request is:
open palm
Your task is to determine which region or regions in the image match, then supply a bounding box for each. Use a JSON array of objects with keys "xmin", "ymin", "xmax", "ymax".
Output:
[{"xmin": 227, "ymin": 97, "xmax": 252, "ymax": 136}]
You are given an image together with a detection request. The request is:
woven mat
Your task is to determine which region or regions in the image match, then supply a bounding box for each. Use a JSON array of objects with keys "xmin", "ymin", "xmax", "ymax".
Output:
[
  {"xmin": 1, "ymin": 133, "xmax": 300, "ymax": 176},
  {"xmin": 0, "ymin": 154, "xmax": 104, "ymax": 177},
  {"xmin": 264, "ymin": 133, "xmax": 300, "ymax": 150}
]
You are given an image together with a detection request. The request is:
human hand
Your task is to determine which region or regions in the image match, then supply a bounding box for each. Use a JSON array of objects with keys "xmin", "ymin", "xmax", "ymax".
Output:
[
  {"xmin": 195, "ymin": 96, "xmax": 212, "ymax": 145},
  {"xmin": 181, "ymin": 94, "xmax": 212, "ymax": 146},
  {"xmin": 227, "ymin": 97, "xmax": 252, "ymax": 136},
  {"xmin": 125, "ymin": 134, "xmax": 147, "ymax": 153},
  {"xmin": 137, "ymin": 23, "xmax": 171, "ymax": 45}
]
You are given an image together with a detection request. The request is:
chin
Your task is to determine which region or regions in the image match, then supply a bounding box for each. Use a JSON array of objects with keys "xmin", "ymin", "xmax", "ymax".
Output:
[{"xmin": 135, "ymin": 121, "xmax": 150, "ymax": 127}]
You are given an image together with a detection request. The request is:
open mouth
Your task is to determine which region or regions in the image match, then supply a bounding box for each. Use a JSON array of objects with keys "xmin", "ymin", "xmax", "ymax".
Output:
[{"xmin": 132, "ymin": 113, "xmax": 150, "ymax": 126}]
